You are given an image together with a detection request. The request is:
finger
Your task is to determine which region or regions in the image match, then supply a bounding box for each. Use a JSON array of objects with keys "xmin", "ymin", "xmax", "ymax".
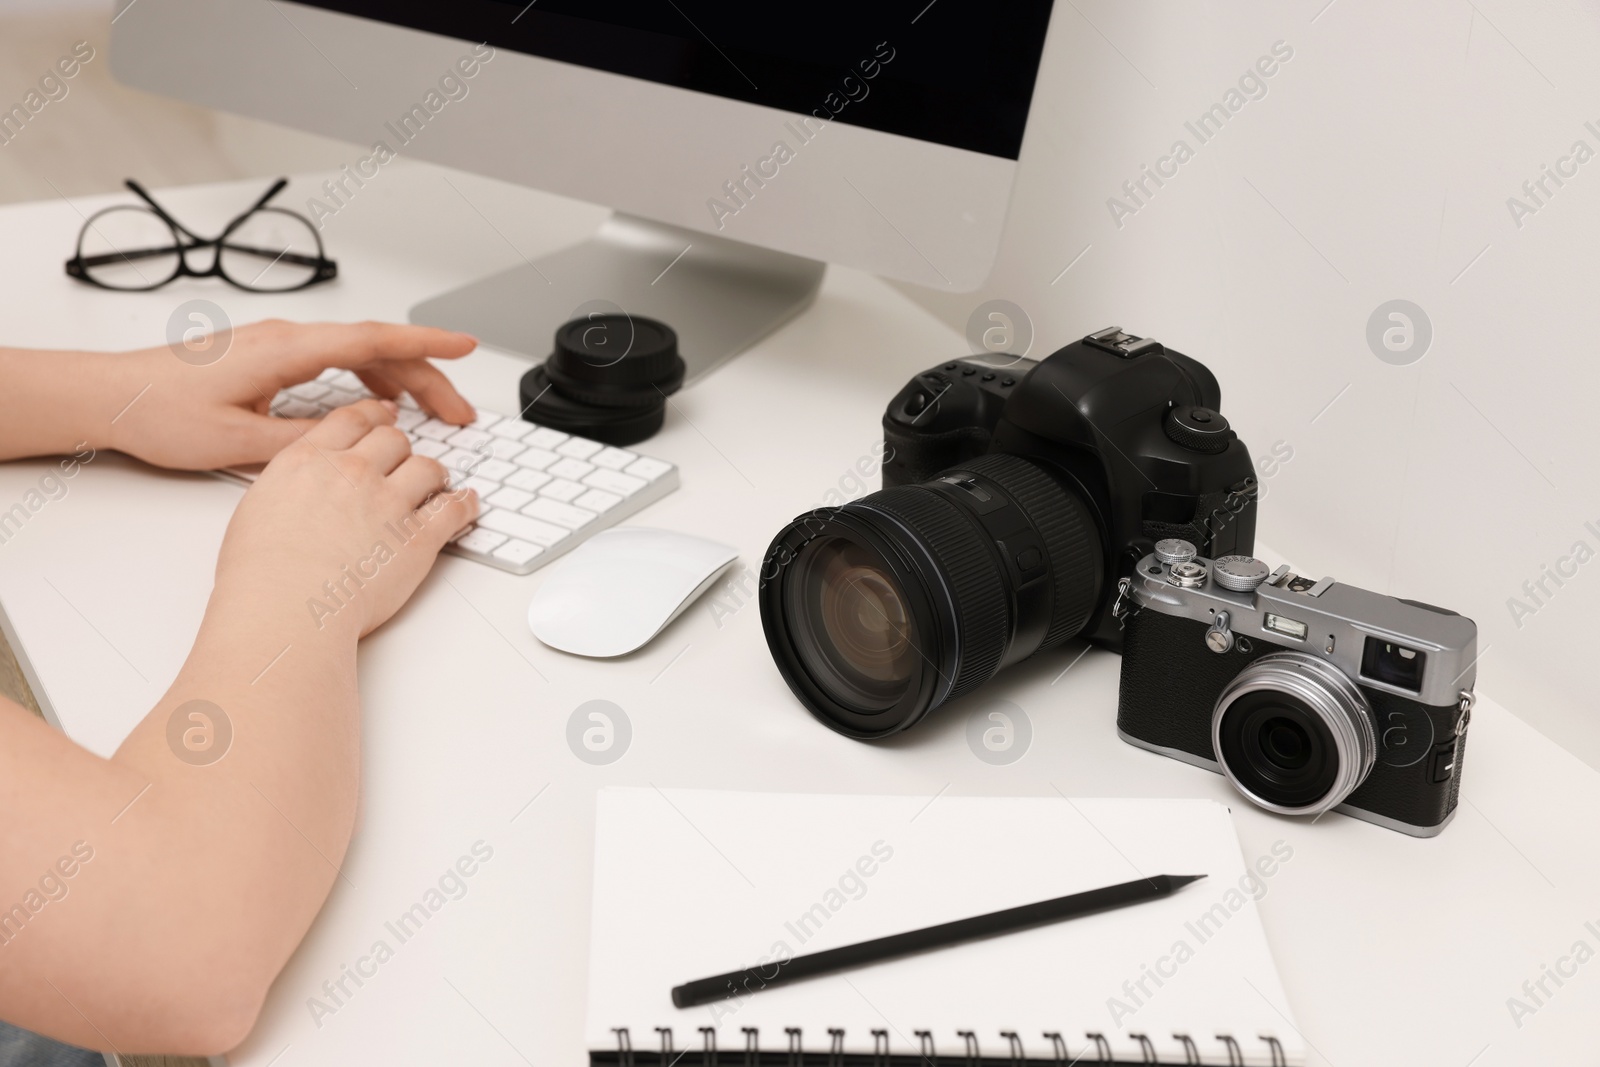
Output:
[
  {"xmin": 348, "ymin": 423, "xmax": 412, "ymax": 476},
  {"xmin": 356, "ymin": 368, "xmax": 403, "ymax": 401},
  {"xmin": 286, "ymin": 321, "xmax": 477, "ymax": 377},
  {"xmin": 304, "ymin": 398, "xmax": 397, "ymax": 450},
  {"xmin": 381, "ymin": 359, "xmax": 476, "ymax": 425},
  {"xmin": 409, "ymin": 487, "xmax": 481, "ymax": 556},
  {"xmin": 218, "ymin": 413, "xmax": 322, "ymax": 467},
  {"xmin": 389, "ymin": 453, "xmax": 450, "ymax": 507}
]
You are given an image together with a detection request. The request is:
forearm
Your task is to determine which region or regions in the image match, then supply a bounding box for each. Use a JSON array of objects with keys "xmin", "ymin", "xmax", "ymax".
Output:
[
  {"xmin": 0, "ymin": 347, "xmax": 130, "ymax": 461},
  {"xmin": 3, "ymin": 580, "xmax": 365, "ymax": 1054},
  {"xmin": 111, "ymin": 579, "xmax": 364, "ymax": 1028},
  {"xmin": 0, "ymin": 382, "xmax": 467, "ymax": 1053}
]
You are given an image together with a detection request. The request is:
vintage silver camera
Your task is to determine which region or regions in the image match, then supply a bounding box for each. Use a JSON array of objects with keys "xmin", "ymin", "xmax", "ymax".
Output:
[{"xmin": 1114, "ymin": 540, "xmax": 1477, "ymax": 836}]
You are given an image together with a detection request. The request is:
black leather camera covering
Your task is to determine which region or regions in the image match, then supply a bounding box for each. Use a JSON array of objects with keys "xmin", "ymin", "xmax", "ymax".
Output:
[{"xmin": 1118, "ymin": 608, "xmax": 1465, "ymax": 830}]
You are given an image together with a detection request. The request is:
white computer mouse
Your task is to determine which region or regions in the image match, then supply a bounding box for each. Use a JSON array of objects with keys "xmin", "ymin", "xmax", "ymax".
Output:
[{"xmin": 527, "ymin": 527, "xmax": 740, "ymax": 658}]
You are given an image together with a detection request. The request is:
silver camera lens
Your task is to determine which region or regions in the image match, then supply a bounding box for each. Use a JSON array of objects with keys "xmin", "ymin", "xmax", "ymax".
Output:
[{"xmin": 1211, "ymin": 652, "xmax": 1377, "ymax": 817}]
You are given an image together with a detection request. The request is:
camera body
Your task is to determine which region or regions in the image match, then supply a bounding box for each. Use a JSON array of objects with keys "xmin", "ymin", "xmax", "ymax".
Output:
[
  {"xmin": 882, "ymin": 328, "xmax": 1260, "ymax": 649},
  {"xmin": 1116, "ymin": 542, "xmax": 1477, "ymax": 836},
  {"xmin": 758, "ymin": 328, "xmax": 1260, "ymax": 739}
]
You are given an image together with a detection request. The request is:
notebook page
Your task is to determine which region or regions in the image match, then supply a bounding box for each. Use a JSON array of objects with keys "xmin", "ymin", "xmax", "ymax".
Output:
[{"xmin": 585, "ymin": 789, "xmax": 1303, "ymax": 1066}]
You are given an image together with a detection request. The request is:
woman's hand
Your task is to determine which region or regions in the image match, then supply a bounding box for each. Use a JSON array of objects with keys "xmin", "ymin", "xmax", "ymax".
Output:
[
  {"xmin": 104, "ymin": 319, "xmax": 479, "ymax": 471},
  {"xmin": 216, "ymin": 398, "xmax": 478, "ymax": 639}
]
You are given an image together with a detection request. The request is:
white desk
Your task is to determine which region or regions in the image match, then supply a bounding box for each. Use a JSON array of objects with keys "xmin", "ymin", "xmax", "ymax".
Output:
[{"xmin": 2, "ymin": 169, "xmax": 1598, "ymax": 1067}]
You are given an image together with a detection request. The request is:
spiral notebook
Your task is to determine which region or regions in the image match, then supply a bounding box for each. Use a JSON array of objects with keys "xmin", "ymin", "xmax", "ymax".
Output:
[{"xmin": 585, "ymin": 788, "xmax": 1303, "ymax": 1066}]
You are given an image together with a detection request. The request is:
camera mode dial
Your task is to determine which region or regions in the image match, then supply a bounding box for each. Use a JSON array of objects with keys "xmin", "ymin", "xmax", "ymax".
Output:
[{"xmin": 1164, "ymin": 405, "xmax": 1232, "ymax": 454}]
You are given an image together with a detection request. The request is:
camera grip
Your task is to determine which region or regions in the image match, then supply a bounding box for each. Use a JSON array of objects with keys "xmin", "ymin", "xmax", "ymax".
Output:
[{"xmin": 880, "ymin": 415, "xmax": 991, "ymax": 488}]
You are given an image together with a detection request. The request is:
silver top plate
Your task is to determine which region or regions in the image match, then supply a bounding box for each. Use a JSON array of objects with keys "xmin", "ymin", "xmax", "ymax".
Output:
[{"xmin": 1127, "ymin": 552, "xmax": 1478, "ymax": 707}]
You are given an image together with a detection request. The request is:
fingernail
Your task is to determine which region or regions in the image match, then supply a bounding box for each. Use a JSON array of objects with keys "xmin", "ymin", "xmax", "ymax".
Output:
[
  {"xmin": 459, "ymin": 332, "xmax": 480, "ymax": 345},
  {"xmin": 379, "ymin": 399, "xmax": 399, "ymax": 414}
]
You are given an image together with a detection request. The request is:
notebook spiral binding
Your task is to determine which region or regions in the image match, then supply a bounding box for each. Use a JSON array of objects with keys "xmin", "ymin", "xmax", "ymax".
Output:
[{"xmin": 598, "ymin": 1027, "xmax": 1289, "ymax": 1066}]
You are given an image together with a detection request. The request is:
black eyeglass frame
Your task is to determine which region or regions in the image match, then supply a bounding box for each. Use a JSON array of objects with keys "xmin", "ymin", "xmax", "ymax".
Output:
[{"xmin": 64, "ymin": 178, "xmax": 338, "ymax": 293}]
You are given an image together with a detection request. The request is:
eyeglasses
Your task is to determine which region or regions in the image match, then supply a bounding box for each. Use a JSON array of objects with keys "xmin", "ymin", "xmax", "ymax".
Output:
[{"xmin": 65, "ymin": 178, "xmax": 337, "ymax": 293}]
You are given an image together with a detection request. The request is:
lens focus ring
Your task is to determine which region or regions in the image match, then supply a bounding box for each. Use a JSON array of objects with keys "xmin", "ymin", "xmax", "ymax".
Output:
[
  {"xmin": 858, "ymin": 486, "xmax": 1011, "ymax": 704},
  {"xmin": 956, "ymin": 453, "xmax": 1102, "ymax": 650}
]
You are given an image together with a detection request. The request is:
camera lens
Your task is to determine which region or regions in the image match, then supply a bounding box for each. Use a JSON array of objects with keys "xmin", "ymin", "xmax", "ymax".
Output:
[
  {"xmin": 1212, "ymin": 652, "xmax": 1377, "ymax": 816},
  {"xmin": 1261, "ymin": 717, "xmax": 1312, "ymax": 770},
  {"xmin": 761, "ymin": 453, "xmax": 1103, "ymax": 738},
  {"xmin": 787, "ymin": 539, "xmax": 919, "ymax": 710}
]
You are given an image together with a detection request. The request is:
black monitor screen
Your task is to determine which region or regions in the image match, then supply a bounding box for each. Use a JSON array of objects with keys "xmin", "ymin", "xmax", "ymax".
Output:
[{"xmin": 290, "ymin": 1, "xmax": 1056, "ymax": 160}]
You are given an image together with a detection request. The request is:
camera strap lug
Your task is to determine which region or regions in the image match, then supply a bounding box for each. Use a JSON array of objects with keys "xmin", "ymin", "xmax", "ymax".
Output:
[
  {"xmin": 1457, "ymin": 690, "xmax": 1475, "ymax": 736},
  {"xmin": 1111, "ymin": 577, "xmax": 1133, "ymax": 622}
]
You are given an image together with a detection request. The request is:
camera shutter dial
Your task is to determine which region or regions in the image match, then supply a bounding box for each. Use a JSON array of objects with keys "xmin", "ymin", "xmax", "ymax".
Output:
[
  {"xmin": 1164, "ymin": 405, "xmax": 1232, "ymax": 453},
  {"xmin": 1214, "ymin": 555, "xmax": 1272, "ymax": 592}
]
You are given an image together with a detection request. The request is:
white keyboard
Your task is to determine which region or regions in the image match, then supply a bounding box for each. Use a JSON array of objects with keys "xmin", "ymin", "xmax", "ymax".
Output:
[{"xmin": 219, "ymin": 368, "xmax": 679, "ymax": 575}]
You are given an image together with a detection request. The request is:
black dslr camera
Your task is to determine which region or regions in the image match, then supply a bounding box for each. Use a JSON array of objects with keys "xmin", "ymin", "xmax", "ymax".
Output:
[
  {"xmin": 1115, "ymin": 542, "xmax": 1478, "ymax": 836},
  {"xmin": 760, "ymin": 328, "xmax": 1260, "ymax": 739}
]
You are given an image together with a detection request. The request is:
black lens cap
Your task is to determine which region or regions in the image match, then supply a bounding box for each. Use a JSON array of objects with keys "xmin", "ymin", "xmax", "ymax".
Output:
[
  {"xmin": 543, "ymin": 315, "xmax": 685, "ymax": 406},
  {"xmin": 515, "ymin": 314, "xmax": 683, "ymax": 447},
  {"xmin": 519, "ymin": 365, "xmax": 666, "ymax": 445}
]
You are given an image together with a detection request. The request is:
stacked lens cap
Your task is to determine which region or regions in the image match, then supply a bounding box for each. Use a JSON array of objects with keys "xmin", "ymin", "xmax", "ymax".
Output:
[{"xmin": 519, "ymin": 314, "xmax": 685, "ymax": 446}]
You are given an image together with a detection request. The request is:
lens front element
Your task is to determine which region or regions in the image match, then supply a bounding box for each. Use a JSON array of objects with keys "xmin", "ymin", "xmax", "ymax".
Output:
[
  {"xmin": 786, "ymin": 537, "xmax": 918, "ymax": 712},
  {"xmin": 1213, "ymin": 652, "xmax": 1376, "ymax": 816}
]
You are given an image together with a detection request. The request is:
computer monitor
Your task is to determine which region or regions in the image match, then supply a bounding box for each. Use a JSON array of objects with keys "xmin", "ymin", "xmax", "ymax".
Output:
[{"xmin": 112, "ymin": 1, "xmax": 1057, "ymax": 378}]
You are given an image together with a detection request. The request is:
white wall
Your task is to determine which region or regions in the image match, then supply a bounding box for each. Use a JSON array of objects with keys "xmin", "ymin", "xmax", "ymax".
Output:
[{"xmin": 896, "ymin": 0, "xmax": 1600, "ymax": 768}]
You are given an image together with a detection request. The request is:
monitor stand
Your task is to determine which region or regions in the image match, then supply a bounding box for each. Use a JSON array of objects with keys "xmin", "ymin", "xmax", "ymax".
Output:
[{"xmin": 410, "ymin": 213, "xmax": 825, "ymax": 383}]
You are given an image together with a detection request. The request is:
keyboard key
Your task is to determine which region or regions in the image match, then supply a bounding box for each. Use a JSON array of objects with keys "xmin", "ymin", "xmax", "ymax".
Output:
[
  {"xmin": 489, "ymin": 419, "xmax": 532, "ymax": 441},
  {"xmin": 324, "ymin": 387, "xmax": 363, "ymax": 408},
  {"xmin": 330, "ymin": 371, "xmax": 364, "ymax": 392},
  {"xmin": 317, "ymin": 367, "xmax": 341, "ymax": 382},
  {"xmin": 492, "ymin": 539, "xmax": 544, "ymax": 567},
  {"xmin": 412, "ymin": 438, "xmax": 449, "ymax": 459},
  {"xmin": 416, "ymin": 418, "xmax": 459, "ymax": 442},
  {"xmin": 548, "ymin": 457, "xmax": 595, "ymax": 481},
  {"xmin": 583, "ymin": 469, "xmax": 647, "ymax": 496},
  {"xmin": 439, "ymin": 448, "xmax": 484, "ymax": 474},
  {"xmin": 469, "ymin": 411, "xmax": 500, "ymax": 432},
  {"xmin": 539, "ymin": 478, "xmax": 586, "ymax": 502},
  {"xmin": 504, "ymin": 468, "xmax": 552, "ymax": 492},
  {"xmin": 523, "ymin": 497, "xmax": 598, "ymax": 530},
  {"xmin": 575, "ymin": 488, "xmax": 622, "ymax": 513},
  {"xmin": 592, "ymin": 447, "xmax": 636, "ymax": 470},
  {"xmin": 458, "ymin": 475, "xmax": 501, "ymax": 498},
  {"xmin": 446, "ymin": 428, "xmax": 494, "ymax": 452},
  {"xmin": 473, "ymin": 458, "xmax": 518, "ymax": 482},
  {"xmin": 525, "ymin": 427, "xmax": 569, "ymax": 450},
  {"xmin": 486, "ymin": 487, "xmax": 535, "ymax": 511},
  {"xmin": 557, "ymin": 437, "xmax": 604, "ymax": 460},
  {"xmin": 512, "ymin": 447, "xmax": 558, "ymax": 471},
  {"xmin": 624, "ymin": 457, "xmax": 673, "ymax": 482},
  {"xmin": 278, "ymin": 398, "xmax": 321, "ymax": 419},
  {"xmin": 395, "ymin": 408, "xmax": 427, "ymax": 432},
  {"xmin": 397, "ymin": 393, "xmax": 420, "ymax": 410},
  {"xmin": 454, "ymin": 527, "xmax": 508, "ymax": 554},
  {"xmin": 484, "ymin": 438, "xmax": 525, "ymax": 463},
  {"xmin": 478, "ymin": 508, "xmax": 569, "ymax": 546},
  {"xmin": 288, "ymin": 381, "xmax": 331, "ymax": 402}
]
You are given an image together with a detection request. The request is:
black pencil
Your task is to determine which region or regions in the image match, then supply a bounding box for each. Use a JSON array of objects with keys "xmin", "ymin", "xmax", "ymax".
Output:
[{"xmin": 671, "ymin": 873, "xmax": 1205, "ymax": 1008}]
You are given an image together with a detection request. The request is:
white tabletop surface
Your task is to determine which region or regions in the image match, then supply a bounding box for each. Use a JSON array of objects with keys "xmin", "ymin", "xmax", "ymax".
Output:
[{"xmin": 1, "ymin": 168, "xmax": 1597, "ymax": 1067}]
